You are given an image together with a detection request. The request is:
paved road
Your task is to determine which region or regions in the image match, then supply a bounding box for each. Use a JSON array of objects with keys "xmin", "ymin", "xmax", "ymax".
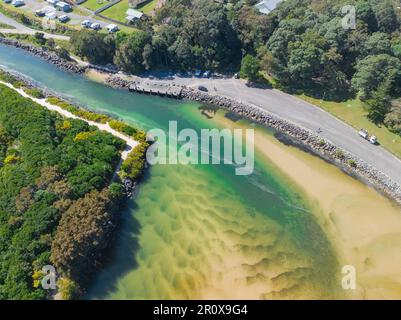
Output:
[
  {"xmin": 0, "ymin": 12, "xmax": 70, "ymax": 40},
  {"xmin": 137, "ymin": 74, "xmax": 401, "ymax": 186}
]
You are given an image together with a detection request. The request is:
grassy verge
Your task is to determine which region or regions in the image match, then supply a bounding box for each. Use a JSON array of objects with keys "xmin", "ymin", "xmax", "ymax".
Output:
[
  {"xmin": 0, "ymin": 22, "xmax": 15, "ymax": 29},
  {"xmin": 81, "ymin": 0, "xmax": 107, "ymax": 12},
  {"xmin": 297, "ymin": 94, "xmax": 401, "ymax": 159},
  {"xmin": 101, "ymin": 0, "xmax": 129, "ymax": 23},
  {"xmin": 0, "ymin": 3, "xmax": 77, "ymax": 34}
]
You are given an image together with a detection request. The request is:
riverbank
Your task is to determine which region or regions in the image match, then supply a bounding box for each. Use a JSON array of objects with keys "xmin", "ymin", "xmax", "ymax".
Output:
[
  {"xmin": 1, "ymin": 38, "xmax": 401, "ymax": 205},
  {"xmin": 213, "ymin": 112, "xmax": 401, "ymax": 299}
]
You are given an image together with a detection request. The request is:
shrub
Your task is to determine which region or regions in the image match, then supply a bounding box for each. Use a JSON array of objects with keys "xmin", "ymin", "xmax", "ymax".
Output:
[
  {"xmin": 109, "ymin": 119, "xmax": 137, "ymax": 136},
  {"xmin": 25, "ymin": 88, "xmax": 45, "ymax": 99},
  {"xmin": 121, "ymin": 141, "xmax": 149, "ymax": 180}
]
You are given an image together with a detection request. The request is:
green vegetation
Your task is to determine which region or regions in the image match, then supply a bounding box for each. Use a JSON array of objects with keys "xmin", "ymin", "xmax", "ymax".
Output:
[
  {"xmin": 109, "ymin": 119, "xmax": 137, "ymax": 136},
  {"xmin": 121, "ymin": 141, "xmax": 149, "ymax": 180},
  {"xmin": 82, "ymin": 0, "xmax": 108, "ymax": 12},
  {"xmin": 0, "ymin": 22, "xmax": 14, "ymax": 29},
  {"xmin": 101, "ymin": 0, "xmax": 130, "ymax": 23},
  {"xmin": 46, "ymin": 97, "xmax": 111, "ymax": 124},
  {"xmin": 0, "ymin": 3, "xmax": 74, "ymax": 35},
  {"xmin": 137, "ymin": 0, "xmax": 158, "ymax": 15},
  {"xmin": 0, "ymin": 83, "xmax": 128, "ymax": 299},
  {"xmin": 24, "ymin": 88, "xmax": 45, "ymax": 99}
]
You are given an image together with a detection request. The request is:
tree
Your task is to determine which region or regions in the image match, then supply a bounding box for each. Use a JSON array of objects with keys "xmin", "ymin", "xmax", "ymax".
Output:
[
  {"xmin": 70, "ymin": 31, "xmax": 114, "ymax": 64},
  {"xmin": 371, "ymin": 0, "xmax": 398, "ymax": 33},
  {"xmin": 240, "ymin": 55, "xmax": 260, "ymax": 82},
  {"xmin": 114, "ymin": 31, "xmax": 151, "ymax": 74},
  {"xmin": 352, "ymin": 54, "xmax": 401, "ymax": 99},
  {"xmin": 287, "ymin": 41, "xmax": 323, "ymax": 81},
  {"xmin": 50, "ymin": 189, "xmax": 116, "ymax": 283},
  {"xmin": 366, "ymin": 82, "xmax": 392, "ymax": 124}
]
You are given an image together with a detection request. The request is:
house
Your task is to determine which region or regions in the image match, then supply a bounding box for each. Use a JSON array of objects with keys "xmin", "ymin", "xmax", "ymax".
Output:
[
  {"xmin": 55, "ymin": 1, "xmax": 72, "ymax": 12},
  {"xmin": 126, "ymin": 8, "xmax": 144, "ymax": 22},
  {"xmin": 255, "ymin": 0, "xmax": 284, "ymax": 14}
]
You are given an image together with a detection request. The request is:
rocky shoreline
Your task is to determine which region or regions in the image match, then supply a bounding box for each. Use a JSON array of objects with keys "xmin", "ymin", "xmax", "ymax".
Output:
[
  {"xmin": 2, "ymin": 37, "xmax": 401, "ymax": 204},
  {"xmin": 0, "ymin": 37, "xmax": 85, "ymax": 74},
  {"xmin": 180, "ymin": 88, "xmax": 401, "ymax": 204}
]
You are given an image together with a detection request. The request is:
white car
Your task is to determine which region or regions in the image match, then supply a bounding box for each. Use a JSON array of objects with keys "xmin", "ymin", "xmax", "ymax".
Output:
[
  {"xmin": 45, "ymin": 11, "xmax": 57, "ymax": 19},
  {"xmin": 106, "ymin": 24, "xmax": 119, "ymax": 33},
  {"xmin": 35, "ymin": 9, "xmax": 46, "ymax": 17},
  {"xmin": 58, "ymin": 15, "xmax": 69, "ymax": 23},
  {"xmin": 369, "ymin": 136, "xmax": 377, "ymax": 145},
  {"xmin": 90, "ymin": 23, "xmax": 101, "ymax": 30},
  {"xmin": 11, "ymin": 0, "xmax": 24, "ymax": 7},
  {"xmin": 81, "ymin": 20, "xmax": 92, "ymax": 28}
]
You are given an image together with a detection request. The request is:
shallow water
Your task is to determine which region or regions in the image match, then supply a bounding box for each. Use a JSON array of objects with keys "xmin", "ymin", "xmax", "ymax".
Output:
[{"xmin": 1, "ymin": 44, "xmax": 400, "ymax": 299}]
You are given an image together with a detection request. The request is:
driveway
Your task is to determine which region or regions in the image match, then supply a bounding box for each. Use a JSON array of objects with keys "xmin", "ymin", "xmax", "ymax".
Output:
[{"xmin": 0, "ymin": 12, "xmax": 70, "ymax": 40}]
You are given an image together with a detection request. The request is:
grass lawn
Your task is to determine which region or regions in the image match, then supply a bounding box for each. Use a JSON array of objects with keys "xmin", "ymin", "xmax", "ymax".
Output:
[
  {"xmin": 137, "ymin": 0, "xmax": 158, "ymax": 14},
  {"xmin": 81, "ymin": 0, "xmax": 108, "ymax": 12},
  {"xmin": 101, "ymin": 0, "xmax": 129, "ymax": 23},
  {"xmin": 297, "ymin": 94, "xmax": 401, "ymax": 159},
  {"xmin": 101, "ymin": 0, "xmax": 158, "ymax": 22}
]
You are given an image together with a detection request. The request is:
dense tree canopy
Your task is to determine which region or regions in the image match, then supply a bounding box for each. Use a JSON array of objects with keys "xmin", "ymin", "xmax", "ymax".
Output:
[{"xmin": 0, "ymin": 82, "xmax": 126, "ymax": 299}]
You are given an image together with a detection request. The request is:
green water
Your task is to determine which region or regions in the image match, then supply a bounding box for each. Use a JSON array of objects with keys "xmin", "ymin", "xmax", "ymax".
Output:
[{"xmin": 0, "ymin": 45, "xmax": 339, "ymax": 299}]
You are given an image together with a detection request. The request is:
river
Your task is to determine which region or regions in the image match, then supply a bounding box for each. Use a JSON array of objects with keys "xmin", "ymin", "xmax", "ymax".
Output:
[{"xmin": 1, "ymin": 44, "xmax": 400, "ymax": 299}]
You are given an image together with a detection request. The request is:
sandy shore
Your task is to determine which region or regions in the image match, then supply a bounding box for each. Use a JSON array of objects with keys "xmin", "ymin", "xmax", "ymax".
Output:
[{"xmin": 215, "ymin": 112, "xmax": 401, "ymax": 299}]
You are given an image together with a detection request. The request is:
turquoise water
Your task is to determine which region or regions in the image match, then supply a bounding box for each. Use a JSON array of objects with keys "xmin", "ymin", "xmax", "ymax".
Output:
[{"xmin": 0, "ymin": 45, "xmax": 338, "ymax": 299}]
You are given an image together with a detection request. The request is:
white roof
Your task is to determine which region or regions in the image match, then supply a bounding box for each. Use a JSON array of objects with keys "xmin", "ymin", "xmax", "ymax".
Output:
[
  {"xmin": 126, "ymin": 8, "xmax": 143, "ymax": 19},
  {"xmin": 56, "ymin": 1, "xmax": 69, "ymax": 6},
  {"xmin": 106, "ymin": 24, "xmax": 118, "ymax": 29},
  {"xmin": 255, "ymin": 0, "xmax": 284, "ymax": 14}
]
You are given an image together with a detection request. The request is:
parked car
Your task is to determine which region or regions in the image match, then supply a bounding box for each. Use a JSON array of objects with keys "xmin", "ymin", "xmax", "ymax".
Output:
[
  {"xmin": 234, "ymin": 73, "xmax": 240, "ymax": 79},
  {"xmin": 194, "ymin": 70, "xmax": 202, "ymax": 77},
  {"xmin": 11, "ymin": 0, "xmax": 24, "ymax": 7},
  {"xmin": 90, "ymin": 23, "xmax": 101, "ymax": 31},
  {"xmin": 46, "ymin": 0, "xmax": 58, "ymax": 6},
  {"xmin": 106, "ymin": 24, "xmax": 119, "ymax": 33},
  {"xmin": 3, "ymin": 0, "xmax": 12, "ymax": 4},
  {"xmin": 203, "ymin": 71, "xmax": 211, "ymax": 78},
  {"xmin": 358, "ymin": 129, "xmax": 378, "ymax": 145},
  {"xmin": 45, "ymin": 11, "xmax": 57, "ymax": 20},
  {"xmin": 81, "ymin": 20, "xmax": 92, "ymax": 28},
  {"xmin": 58, "ymin": 15, "xmax": 69, "ymax": 23},
  {"xmin": 35, "ymin": 9, "xmax": 46, "ymax": 17},
  {"xmin": 198, "ymin": 85, "xmax": 208, "ymax": 92}
]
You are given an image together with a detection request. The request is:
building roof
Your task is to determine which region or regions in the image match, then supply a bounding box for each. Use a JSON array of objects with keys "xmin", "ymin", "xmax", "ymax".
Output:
[
  {"xmin": 126, "ymin": 8, "xmax": 143, "ymax": 20},
  {"xmin": 255, "ymin": 0, "xmax": 284, "ymax": 14}
]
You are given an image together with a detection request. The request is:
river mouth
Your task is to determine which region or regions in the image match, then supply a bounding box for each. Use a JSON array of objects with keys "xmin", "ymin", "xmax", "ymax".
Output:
[{"xmin": 1, "ymin": 43, "xmax": 401, "ymax": 299}]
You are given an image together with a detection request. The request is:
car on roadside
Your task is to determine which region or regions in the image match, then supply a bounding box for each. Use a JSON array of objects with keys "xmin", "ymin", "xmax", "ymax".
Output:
[
  {"xmin": 35, "ymin": 9, "xmax": 46, "ymax": 17},
  {"xmin": 11, "ymin": 0, "xmax": 24, "ymax": 7},
  {"xmin": 234, "ymin": 73, "xmax": 240, "ymax": 79},
  {"xmin": 194, "ymin": 70, "xmax": 202, "ymax": 77},
  {"xmin": 90, "ymin": 23, "xmax": 101, "ymax": 31},
  {"xmin": 58, "ymin": 15, "xmax": 69, "ymax": 23},
  {"xmin": 45, "ymin": 11, "xmax": 57, "ymax": 19},
  {"xmin": 81, "ymin": 20, "xmax": 92, "ymax": 28},
  {"xmin": 198, "ymin": 85, "xmax": 208, "ymax": 92},
  {"xmin": 203, "ymin": 71, "xmax": 211, "ymax": 78},
  {"xmin": 106, "ymin": 24, "xmax": 119, "ymax": 33}
]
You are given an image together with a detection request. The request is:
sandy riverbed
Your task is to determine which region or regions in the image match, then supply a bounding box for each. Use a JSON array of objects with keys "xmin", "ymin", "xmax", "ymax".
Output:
[{"xmin": 215, "ymin": 112, "xmax": 401, "ymax": 299}]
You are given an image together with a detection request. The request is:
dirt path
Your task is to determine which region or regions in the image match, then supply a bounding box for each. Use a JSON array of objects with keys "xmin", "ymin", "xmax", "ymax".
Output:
[{"xmin": 0, "ymin": 80, "xmax": 139, "ymax": 172}]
